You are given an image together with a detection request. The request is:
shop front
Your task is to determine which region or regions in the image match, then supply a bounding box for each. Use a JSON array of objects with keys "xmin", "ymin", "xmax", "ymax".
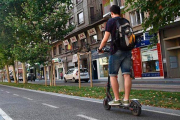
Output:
[
  {"xmin": 132, "ymin": 32, "xmax": 164, "ymax": 79},
  {"xmin": 56, "ymin": 63, "xmax": 63, "ymax": 80},
  {"xmin": 91, "ymin": 49, "xmax": 109, "ymax": 80}
]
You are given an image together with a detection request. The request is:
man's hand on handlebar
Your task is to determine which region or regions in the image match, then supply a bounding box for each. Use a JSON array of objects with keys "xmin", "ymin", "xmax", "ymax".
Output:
[{"xmin": 97, "ymin": 48, "xmax": 104, "ymax": 53}]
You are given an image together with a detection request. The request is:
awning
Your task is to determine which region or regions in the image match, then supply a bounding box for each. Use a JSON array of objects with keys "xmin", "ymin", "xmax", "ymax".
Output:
[
  {"xmin": 87, "ymin": 28, "xmax": 97, "ymax": 36},
  {"xmin": 78, "ymin": 32, "xmax": 86, "ymax": 40},
  {"xmin": 70, "ymin": 36, "xmax": 77, "ymax": 43}
]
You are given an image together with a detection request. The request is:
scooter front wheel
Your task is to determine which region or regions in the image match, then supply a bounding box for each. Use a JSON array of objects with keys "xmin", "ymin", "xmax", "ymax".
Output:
[
  {"xmin": 103, "ymin": 97, "xmax": 111, "ymax": 110},
  {"xmin": 130, "ymin": 100, "xmax": 141, "ymax": 116}
]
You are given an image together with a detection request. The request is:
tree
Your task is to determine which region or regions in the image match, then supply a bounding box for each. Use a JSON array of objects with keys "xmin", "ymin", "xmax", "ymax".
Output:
[
  {"xmin": 0, "ymin": 0, "xmax": 25, "ymax": 83},
  {"xmin": 125, "ymin": 0, "xmax": 180, "ymax": 44},
  {"xmin": 6, "ymin": 0, "xmax": 74, "ymax": 84}
]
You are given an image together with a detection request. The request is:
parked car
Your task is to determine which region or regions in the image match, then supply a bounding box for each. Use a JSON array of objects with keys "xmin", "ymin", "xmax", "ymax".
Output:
[
  {"xmin": 27, "ymin": 73, "xmax": 36, "ymax": 81},
  {"xmin": 64, "ymin": 68, "xmax": 89, "ymax": 83}
]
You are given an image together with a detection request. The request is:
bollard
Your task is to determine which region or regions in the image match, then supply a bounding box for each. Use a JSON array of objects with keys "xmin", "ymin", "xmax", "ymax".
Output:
[{"xmin": 118, "ymin": 68, "xmax": 124, "ymax": 92}]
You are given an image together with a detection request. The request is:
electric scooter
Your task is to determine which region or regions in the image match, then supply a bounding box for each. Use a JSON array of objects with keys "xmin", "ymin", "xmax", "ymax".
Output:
[
  {"xmin": 97, "ymin": 47, "xmax": 142, "ymax": 116},
  {"xmin": 103, "ymin": 76, "xmax": 142, "ymax": 116}
]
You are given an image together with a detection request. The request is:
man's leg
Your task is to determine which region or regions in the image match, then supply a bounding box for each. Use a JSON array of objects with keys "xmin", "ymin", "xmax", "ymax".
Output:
[
  {"xmin": 124, "ymin": 74, "xmax": 132, "ymax": 100},
  {"xmin": 110, "ymin": 76, "xmax": 119, "ymax": 100}
]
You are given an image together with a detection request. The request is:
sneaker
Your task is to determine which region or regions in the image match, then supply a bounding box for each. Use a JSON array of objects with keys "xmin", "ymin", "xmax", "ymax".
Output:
[
  {"xmin": 108, "ymin": 99, "xmax": 121, "ymax": 106},
  {"xmin": 122, "ymin": 99, "xmax": 129, "ymax": 106}
]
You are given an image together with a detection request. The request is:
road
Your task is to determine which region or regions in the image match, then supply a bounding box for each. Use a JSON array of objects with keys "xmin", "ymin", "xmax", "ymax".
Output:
[{"xmin": 0, "ymin": 85, "xmax": 180, "ymax": 120}]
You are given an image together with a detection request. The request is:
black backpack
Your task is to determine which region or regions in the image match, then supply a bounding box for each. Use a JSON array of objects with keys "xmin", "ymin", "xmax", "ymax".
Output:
[{"xmin": 114, "ymin": 17, "xmax": 136, "ymax": 51}]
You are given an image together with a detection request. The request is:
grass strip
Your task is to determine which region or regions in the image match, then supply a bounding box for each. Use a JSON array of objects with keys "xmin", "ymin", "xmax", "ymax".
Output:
[{"xmin": 0, "ymin": 82, "xmax": 179, "ymax": 110}]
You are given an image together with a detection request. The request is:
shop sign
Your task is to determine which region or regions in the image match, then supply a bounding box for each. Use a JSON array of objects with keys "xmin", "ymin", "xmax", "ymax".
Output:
[
  {"xmin": 70, "ymin": 36, "xmax": 77, "ymax": 43},
  {"xmin": 144, "ymin": 32, "xmax": 154, "ymax": 40},
  {"xmin": 58, "ymin": 63, "xmax": 63, "ymax": 68},
  {"xmin": 157, "ymin": 43, "xmax": 164, "ymax": 77},
  {"xmin": 63, "ymin": 40, "xmax": 69, "ymax": 46},
  {"xmin": 135, "ymin": 32, "xmax": 154, "ymax": 47},
  {"xmin": 132, "ymin": 48, "xmax": 142, "ymax": 78},
  {"xmin": 72, "ymin": 54, "xmax": 78, "ymax": 63},
  {"xmin": 52, "ymin": 58, "xmax": 61, "ymax": 63},
  {"xmin": 99, "ymin": 23, "xmax": 105, "ymax": 31},
  {"xmin": 78, "ymin": 32, "xmax": 86, "ymax": 40},
  {"xmin": 142, "ymin": 73, "xmax": 160, "ymax": 77},
  {"xmin": 87, "ymin": 28, "xmax": 97, "ymax": 36}
]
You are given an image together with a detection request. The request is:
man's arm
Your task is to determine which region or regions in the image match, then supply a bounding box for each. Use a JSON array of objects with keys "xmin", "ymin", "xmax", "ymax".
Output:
[{"xmin": 99, "ymin": 31, "xmax": 110, "ymax": 50}]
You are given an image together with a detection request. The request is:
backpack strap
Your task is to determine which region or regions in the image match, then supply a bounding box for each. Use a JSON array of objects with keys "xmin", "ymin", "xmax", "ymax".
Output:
[{"xmin": 113, "ymin": 17, "xmax": 122, "ymax": 44}]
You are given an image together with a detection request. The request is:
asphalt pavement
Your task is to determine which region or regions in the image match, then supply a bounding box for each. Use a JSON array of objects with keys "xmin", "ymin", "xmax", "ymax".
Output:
[{"xmin": 0, "ymin": 85, "xmax": 180, "ymax": 120}]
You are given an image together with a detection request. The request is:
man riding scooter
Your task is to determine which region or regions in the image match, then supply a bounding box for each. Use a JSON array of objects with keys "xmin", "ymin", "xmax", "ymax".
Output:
[{"xmin": 98, "ymin": 5, "xmax": 133, "ymax": 106}]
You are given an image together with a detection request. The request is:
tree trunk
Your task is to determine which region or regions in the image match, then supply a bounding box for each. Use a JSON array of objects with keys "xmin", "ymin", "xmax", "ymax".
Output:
[
  {"xmin": 22, "ymin": 63, "xmax": 27, "ymax": 84},
  {"xmin": 2, "ymin": 70, "xmax": 5, "ymax": 82},
  {"xmin": 12, "ymin": 64, "xmax": 17, "ymax": 83},
  {"xmin": 16, "ymin": 61, "xmax": 19, "ymax": 83},
  {"xmin": 5, "ymin": 65, "xmax": 11, "ymax": 83},
  {"xmin": 50, "ymin": 63, "xmax": 53, "ymax": 86},
  {"xmin": 44, "ymin": 66, "xmax": 47, "ymax": 86},
  {"xmin": 53, "ymin": 62, "xmax": 56, "ymax": 86}
]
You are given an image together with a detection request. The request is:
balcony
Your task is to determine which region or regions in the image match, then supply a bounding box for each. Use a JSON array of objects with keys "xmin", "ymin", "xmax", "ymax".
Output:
[{"xmin": 90, "ymin": 11, "xmax": 103, "ymax": 24}]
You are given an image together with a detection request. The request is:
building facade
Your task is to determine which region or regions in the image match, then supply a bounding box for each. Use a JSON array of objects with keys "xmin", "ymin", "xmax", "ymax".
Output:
[
  {"xmin": 50, "ymin": 0, "xmax": 179, "ymax": 80},
  {"xmin": 159, "ymin": 18, "xmax": 180, "ymax": 78}
]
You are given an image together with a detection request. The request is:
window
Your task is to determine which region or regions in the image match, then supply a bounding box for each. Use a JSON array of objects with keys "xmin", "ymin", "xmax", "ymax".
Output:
[
  {"xmin": 65, "ymin": 45, "xmax": 68, "ymax": 52},
  {"xmin": 81, "ymin": 39, "xmax": 87, "ymax": 47},
  {"xmin": 91, "ymin": 35, "xmax": 98, "ymax": 44},
  {"xmin": 99, "ymin": 57, "xmax": 109, "ymax": 77},
  {"xmin": 69, "ymin": 17, "xmax": 74, "ymax": 25},
  {"xmin": 58, "ymin": 44, "xmax": 62, "ymax": 54},
  {"xmin": 78, "ymin": 12, "xmax": 84, "ymax": 24},
  {"xmin": 68, "ymin": 0, "xmax": 74, "ymax": 9},
  {"xmin": 130, "ymin": 10, "xmax": 144, "ymax": 26},
  {"xmin": 141, "ymin": 46, "xmax": 159, "ymax": 73},
  {"xmin": 76, "ymin": 0, "xmax": 82, "ymax": 4},
  {"xmin": 90, "ymin": 7, "xmax": 94, "ymax": 20},
  {"xmin": 73, "ymin": 42, "xmax": 78, "ymax": 50},
  {"xmin": 53, "ymin": 47, "xmax": 56, "ymax": 56}
]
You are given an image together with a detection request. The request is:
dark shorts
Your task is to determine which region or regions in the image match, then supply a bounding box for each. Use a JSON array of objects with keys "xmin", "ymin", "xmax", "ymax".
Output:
[{"xmin": 109, "ymin": 50, "xmax": 132, "ymax": 76}]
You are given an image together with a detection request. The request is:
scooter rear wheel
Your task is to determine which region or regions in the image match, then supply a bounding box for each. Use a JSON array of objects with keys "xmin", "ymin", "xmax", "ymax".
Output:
[
  {"xmin": 130, "ymin": 101, "xmax": 141, "ymax": 116},
  {"xmin": 103, "ymin": 97, "xmax": 111, "ymax": 110}
]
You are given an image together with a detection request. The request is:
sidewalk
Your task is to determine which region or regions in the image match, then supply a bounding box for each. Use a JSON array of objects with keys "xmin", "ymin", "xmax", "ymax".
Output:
[{"xmin": 94, "ymin": 78, "xmax": 180, "ymax": 84}]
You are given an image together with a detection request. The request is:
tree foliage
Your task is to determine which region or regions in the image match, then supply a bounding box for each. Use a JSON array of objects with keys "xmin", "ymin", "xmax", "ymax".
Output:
[
  {"xmin": 5, "ymin": 0, "xmax": 74, "ymax": 65},
  {"xmin": 125, "ymin": 0, "xmax": 180, "ymax": 34}
]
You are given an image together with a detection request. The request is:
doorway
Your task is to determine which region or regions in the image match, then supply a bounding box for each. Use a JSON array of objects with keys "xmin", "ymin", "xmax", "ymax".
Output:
[{"xmin": 93, "ymin": 60, "xmax": 98, "ymax": 79}]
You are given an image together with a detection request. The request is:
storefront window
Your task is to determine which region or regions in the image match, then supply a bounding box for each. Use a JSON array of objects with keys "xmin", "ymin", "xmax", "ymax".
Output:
[
  {"xmin": 73, "ymin": 42, "xmax": 78, "ymax": 50},
  {"xmin": 141, "ymin": 46, "xmax": 159, "ymax": 73},
  {"xmin": 91, "ymin": 35, "xmax": 97, "ymax": 44},
  {"xmin": 81, "ymin": 39, "xmax": 87, "ymax": 47},
  {"xmin": 99, "ymin": 57, "xmax": 109, "ymax": 77}
]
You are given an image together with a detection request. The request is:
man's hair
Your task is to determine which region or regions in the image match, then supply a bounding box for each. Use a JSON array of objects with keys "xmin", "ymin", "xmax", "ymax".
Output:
[{"xmin": 110, "ymin": 5, "xmax": 120, "ymax": 15}]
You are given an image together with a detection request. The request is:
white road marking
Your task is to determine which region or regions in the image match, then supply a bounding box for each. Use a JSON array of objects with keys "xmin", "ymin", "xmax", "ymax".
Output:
[
  {"xmin": 1, "ymin": 84, "xmax": 180, "ymax": 117},
  {"xmin": 13, "ymin": 94, "xmax": 19, "ymax": 96},
  {"xmin": 77, "ymin": 114, "xmax": 99, "ymax": 120},
  {"xmin": 42, "ymin": 103, "xmax": 59, "ymax": 109},
  {"xmin": 143, "ymin": 109, "xmax": 180, "ymax": 117},
  {"xmin": 23, "ymin": 97, "xmax": 33, "ymax": 101},
  {"xmin": 0, "ymin": 108, "xmax": 13, "ymax": 120},
  {"xmin": 6, "ymin": 91, "xmax": 10, "ymax": 93}
]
